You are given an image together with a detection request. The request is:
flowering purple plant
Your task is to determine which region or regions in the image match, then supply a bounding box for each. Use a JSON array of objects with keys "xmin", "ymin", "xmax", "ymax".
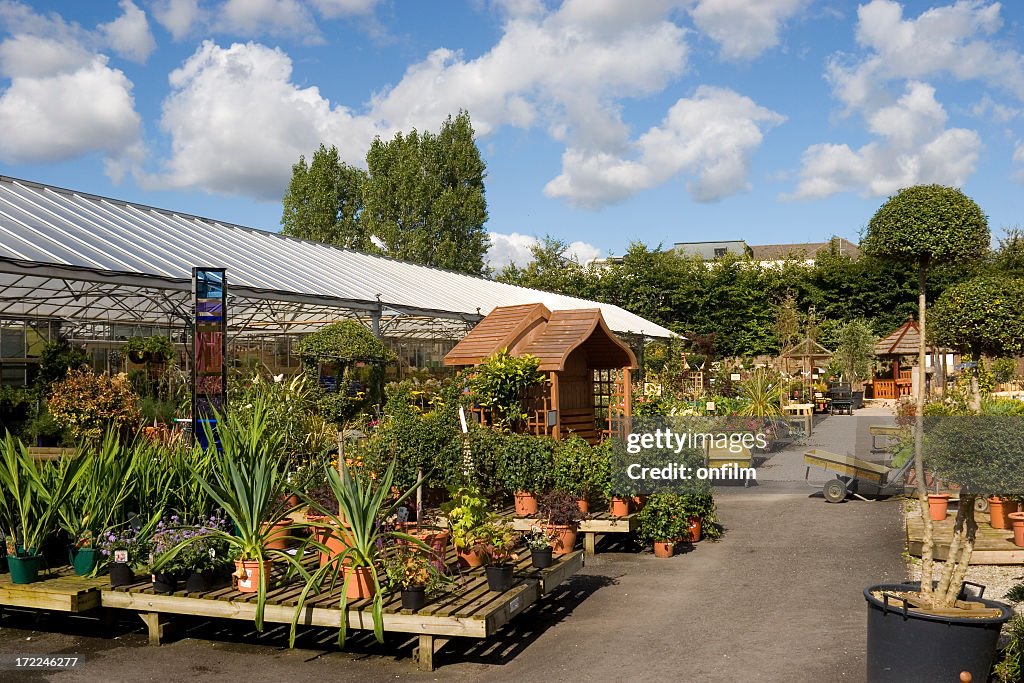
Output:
[
  {"xmin": 97, "ymin": 526, "xmax": 150, "ymax": 569},
  {"xmin": 149, "ymin": 512, "xmax": 232, "ymax": 575}
]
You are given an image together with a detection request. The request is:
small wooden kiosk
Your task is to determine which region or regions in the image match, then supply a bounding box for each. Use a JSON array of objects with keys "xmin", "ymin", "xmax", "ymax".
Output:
[
  {"xmin": 870, "ymin": 319, "xmax": 918, "ymax": 400},
  {"xmin": 444, "ymin": 304, "xmax": 637, "ymax": 443}
]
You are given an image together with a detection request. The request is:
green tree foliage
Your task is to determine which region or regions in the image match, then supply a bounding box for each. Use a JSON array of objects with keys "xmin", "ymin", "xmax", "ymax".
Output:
[
  {"xmin": 468, "ymin": 349, "xmax": 545, "ymax": 428},
  {"xmin": 497, "ymin": 236, "xmax": 598, "ymax": 297},
  {"xmin": 992, "ymin": 227, "xmax": 1024, "ymax": 277},
  {"xmin": 281, "ymin": 144, "xmax": 369, "ymax": 250},
  {"xmin": 930, "ymin": 276, "xmax": 1024, "ymax": 361},
  {"xmin": 862, "ymin": 184, "xmax": 990, "ymax": 266},
  {"xmin": 363, "ymin": 111, "xmax": 489, "ymax": 274},
  {"xmin": 831, "ymin": 319, "xmax": 877, "ymax": 386}
]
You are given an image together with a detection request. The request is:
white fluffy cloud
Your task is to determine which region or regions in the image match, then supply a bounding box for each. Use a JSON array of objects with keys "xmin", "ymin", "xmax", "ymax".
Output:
[
  {"xmin": 0, "ymin": 1, "xmax": 144, "ymax": 172},
  {"xmin": 546, "ymin": 86, "xmax": 784, "ymax": 206},
  {"xmin": 151, "ymin": 0, "xmax": 381, "ymax": 41},
  {"xmin": 791, "ymin": 82, "xmax": 981, "ymax": 198},
  {"xmin": 486, "ymin": 231, "xmax": 600, "ymax": 270},
  {"xmin": 688, "ymin": 0, "xmax": 809, "ymax": 60},
  {"xmin": 790, "ymin": 1, "xmax": 1021, "ymax": 199},
  {"xmin": 99, "ymin": 0, "xmax": 156, "ymax": 63},
  {"xmin": 146, "ymin": 41, "xmax": 380, "ymax": 197}
]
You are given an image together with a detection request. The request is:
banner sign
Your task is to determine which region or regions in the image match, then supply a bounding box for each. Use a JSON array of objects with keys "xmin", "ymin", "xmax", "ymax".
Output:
[{"xmin": 192, "ymin": 268, "xmax": 227, "ymax": 448}]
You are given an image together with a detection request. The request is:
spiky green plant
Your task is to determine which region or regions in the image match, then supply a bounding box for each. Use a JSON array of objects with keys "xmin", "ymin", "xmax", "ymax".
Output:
[
  {"xmin": 738, "ymin": 368, "xmax": 782, "ymax": 417},
  {"xmin": 289, "ymin": 458, "xmax": 422, "ymax": 647}
]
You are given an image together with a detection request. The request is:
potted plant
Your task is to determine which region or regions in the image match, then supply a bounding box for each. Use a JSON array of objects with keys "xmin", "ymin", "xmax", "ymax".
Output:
[
  {"xmin": 0, "ymin": 433, "xmax": 86, "ymax": 584},
  {"xmin": 637, "ymin": 493, "xmax": 689, "ymax": 558},
  {"xmin": 680, "ymin": 485, "xmax": 721, "ymax": 543},
  {"xmin": 123, "ymin": 335, "xmax": 175, "ymax": 365},
  {"xmin": 97, "ymin": 525, "xmax": 150, "ymax": 587},
  {"xmin": 442, "ymin": 485, "xmax": 491, "ymax": 568},
  {"xmin": 538, "ymin": 489, "xmax": 586, "ymax": 556},
  {"xmin": 57, "ymin": 432, "xmax": 137, "ymax": 576},
  {"xmin": 289, "ymin": 458, "xmax": 422, "ymax": 647},
  {"xmin": 553, "ymin": 436, "xmax": 600, "ymax": 513},
  {"xmin": 395, "ymin": 511, "xmax": 450, "ymax": 572},
  {"xmin": 988, "ymin": 495, "xmax": 1018, "ymax": 529},
  {"xmin": 523, "ymin": 525, "xmax": 556, "ymax": 568},
  {"xmin": 499, "ymin": 433, "xmax": 554, "ymax": 516},
  {"xmin": 383, "ymin": 544, "xmax": 453, "ymax": 611},
  {"xmin": 151, "ymin": 396, "xmax": 301, "ymax": 631},
  {"xmin": 471, "ymin": 519, "xmax": 520, "ymax": 592},
  {"xmin": 150, "ymin": 513, "xmax": 231, "ymax": 593}
]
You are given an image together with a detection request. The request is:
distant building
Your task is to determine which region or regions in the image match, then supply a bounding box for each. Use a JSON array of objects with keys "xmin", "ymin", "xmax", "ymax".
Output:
[{"xmin": 672, "ymin": 240, "xmax": 752, "ymax": 260}]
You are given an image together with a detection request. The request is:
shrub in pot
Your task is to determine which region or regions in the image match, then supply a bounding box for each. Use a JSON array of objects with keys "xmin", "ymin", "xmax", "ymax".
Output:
[
  {"xmin": 442, "ymin": 485, "xmax": 491, "ymax": 568},
  {"xmin": 679, "ymin": 484, "xmax": 721, "ymax": 542},
  {"xmin": 553, "ymin": 436, "xmax": 604, "ymax": 512},
  {"xmin": 637, "ymin": 493, "xmax": 689, "ymax": 558},
  {"xmin": 470, "ymin": 519, "xmax": 519, "ymax": 593},
  {"xmin": 498, "ymin": 433, "xmax": 555, "ymax": 516},
  {"xmin": 384, "ymin": 545, "xmax": 454, "ymax": 611},
  {"xmin": 538, "ymin": 490, "xmax": 587, "ymax": 555}
]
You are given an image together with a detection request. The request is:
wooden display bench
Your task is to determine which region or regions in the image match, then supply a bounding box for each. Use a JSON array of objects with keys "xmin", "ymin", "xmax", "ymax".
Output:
[
  {"xmin": 0, "ymin": 564, "xmax": 107, "ymax": 612},
  {"xmin": 100, "ymin": 547, "xmax": 582, "ymax": 671},
  {"xmin": 510, "ymin": 511, "xmax": 638, "ymax": 556},
  {"xmin": 906, "ymin": 509, "xmax": 1024, "ymax": 565}
]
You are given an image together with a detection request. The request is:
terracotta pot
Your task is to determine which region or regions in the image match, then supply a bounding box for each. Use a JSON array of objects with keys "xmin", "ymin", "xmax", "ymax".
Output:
[
  {"xmin": 610, "ymin": 497, "xmax": 630, "ymax": 517},
  {"xmin": 286, "ymin": 494, "xmax": 301, "ymax": 508},
  {"xmin": 688, "ymin": 516, "xmax": 702, "ymax": 543},
  {"xmin": 315, "ymin": 523, "xmax": 353, "ymax": 567},
  {"xmin": 927, "ymin": 494, "xmax": 951, "ymax": 521},
  {"xmin": 546, "ymin": 524, "xmax": 578, "ymax": 556},
  {"xmin": 514, "ymin": 491, "xmax": 539, "ymax": 516},
  {"xmin": 632, "ymin": 495, "xmax": 648, "ymax": 512},
  {"xmin": 1009, "ymin": 512, "xmax": 1024, "ymax": 547},
  {"xmin": 653, "ymin": 541, "xmax": 675, "ymax": 558},
  {"xmin": 262, "ymin": 519, "xmax": 293, "ymax": 550},
  {"xmin": 988, "ymin": 497, "xmax": 1019, "ymax": 530},
  {"xmin": 234, "ymin": 559, "xmax": 272, "ymax": 594},
  {"xmin": 576, "ymin": 497, "xmax": 590, "ymax": 514},
  {"xmin": 456, "ymin": 546, "xmax": 486, "ymax": 568},
  {"xmin": 342, "ymin": 565, "xmax": 376, "ymax": 600},
  {"xmin": 396, "ymin": 525, "xmax": 450, "ymax": 572}
]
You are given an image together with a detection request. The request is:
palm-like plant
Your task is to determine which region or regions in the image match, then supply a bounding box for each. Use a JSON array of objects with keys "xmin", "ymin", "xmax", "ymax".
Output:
[
  {"xmin": 739, "ymin": 368, "xmax": 783, "ymax": 417},
  {"xmin": 0, "ymin": 432, "xmax": 86, "ymax": 557},
  {"xmin": 289, "ymin": 458, "xmax": 422, "ymax": 647},
  {"xmin": 152, "ymin": 394, "xmax": 300, "ymax": 630}
]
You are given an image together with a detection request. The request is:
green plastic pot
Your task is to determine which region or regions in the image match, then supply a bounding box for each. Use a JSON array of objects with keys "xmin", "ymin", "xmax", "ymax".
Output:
[
  {"xmin": 68, "ymin": 547, "xmax": 99, "ymax": 576},
  {"xmin": 8, "ymin": 554, "xmax": 45, "ymax": 584}
]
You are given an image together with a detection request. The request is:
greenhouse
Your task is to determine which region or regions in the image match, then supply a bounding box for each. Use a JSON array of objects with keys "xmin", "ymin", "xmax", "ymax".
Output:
[{"xmin": 0, "ymin": 176, "xmax": 671, "ymax": 384}]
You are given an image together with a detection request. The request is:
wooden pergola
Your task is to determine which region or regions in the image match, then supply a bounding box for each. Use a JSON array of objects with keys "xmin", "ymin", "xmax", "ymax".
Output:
[
  {"xmin": 444, "ymin": 303, "xmax": 636, "ymax": 443},
  {"xmin": 780, "ymin": 336, "xmax": 833, "ymax": 396}
]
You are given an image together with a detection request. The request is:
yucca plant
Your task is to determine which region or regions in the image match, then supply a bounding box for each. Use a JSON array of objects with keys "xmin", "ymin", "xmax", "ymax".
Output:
[
  {"xmin": 289, "ymin": 458, "xmax": 423, "ymax": 647},
  {"xmin": 739, "ymin": 368, "xmax": 783, "ymax": 417},
  {"xmin": 57, "ymin": 432, "xmax": 137, "ymax": 561},
  {"xmin": 152, "ymin": 394, "xmax": 301, "ymax": 630},
  {"xmin": 0, "ymin": 432, "xmax": 86, "ymax": 557}
]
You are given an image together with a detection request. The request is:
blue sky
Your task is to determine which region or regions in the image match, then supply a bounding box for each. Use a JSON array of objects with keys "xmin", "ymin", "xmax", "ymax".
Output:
[{"xmin": 0, "ymin": 1, "xmax": 1022, "ymax": 269}]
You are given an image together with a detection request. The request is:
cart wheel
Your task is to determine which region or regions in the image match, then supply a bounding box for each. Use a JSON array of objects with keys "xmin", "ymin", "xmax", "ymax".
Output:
[
  {"xmin": 823, "ymin": 479, "xmax": 847, "ymax": 503},
  {"xmin": 975, "ymin": 497, "xmax": 990, "ymax": 514}
]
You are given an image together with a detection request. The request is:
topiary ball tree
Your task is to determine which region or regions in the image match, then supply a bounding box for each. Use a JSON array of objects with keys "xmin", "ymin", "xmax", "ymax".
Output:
[
  {"xmin": 863, "ymin": 184, "xmax": 989, "ymax": 606},
  {"xmin": 296, "ymin": 321, "xmax": 395, "ymax": 462}
]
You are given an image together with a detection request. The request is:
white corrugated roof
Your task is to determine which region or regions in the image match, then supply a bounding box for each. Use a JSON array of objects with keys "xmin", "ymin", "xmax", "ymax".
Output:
[{"xmin": 0, "ymin": 176, "xmax": 672, "ymax": 338}]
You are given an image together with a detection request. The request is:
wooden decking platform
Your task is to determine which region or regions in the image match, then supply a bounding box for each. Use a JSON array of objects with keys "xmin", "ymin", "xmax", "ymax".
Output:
[
  {"xmin": 906, "ymin": 509, "xmax": 1024, "ymax": 565},
  {"xmin": 509, "ymin": 510, "xmax": 637, "ymax": 556},
  {"xmin": 0, "ymin": 546, "xmax": 583, "ymax": 671},
  {"xmin": 0, "ymin": 564, "xmax": 107, "ymax": 612}
]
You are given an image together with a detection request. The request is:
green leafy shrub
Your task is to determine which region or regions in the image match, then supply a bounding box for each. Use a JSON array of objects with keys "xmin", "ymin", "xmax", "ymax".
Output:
[
  {"xmin": 468, "ymin": 349, "xmax": 545, "ymax": 427},
  {"xmin": 497, "ymin": 432, "xmax": 554, "ymax": 495},
  {"xmin": 636, "ymin": 493, "xmax": 689, "ymax": 544},
  {"xmin": 552, "ymin": 435, "xmax": 602, "ymax": 498}
]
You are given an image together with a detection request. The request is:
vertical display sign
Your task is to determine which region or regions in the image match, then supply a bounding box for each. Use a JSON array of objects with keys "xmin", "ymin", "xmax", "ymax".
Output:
[{"xmin": 192, "ymin": 268, "xmax": 227, "ymax": 449}]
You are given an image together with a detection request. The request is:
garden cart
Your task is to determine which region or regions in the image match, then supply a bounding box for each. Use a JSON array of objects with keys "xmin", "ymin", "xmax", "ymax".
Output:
[{"xmin": 803, "ymin": 449, "xmax": 915, "ymax": 503}]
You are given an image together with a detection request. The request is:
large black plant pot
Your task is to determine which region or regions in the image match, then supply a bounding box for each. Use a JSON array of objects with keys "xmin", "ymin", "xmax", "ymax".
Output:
[{"xmin": 865, "ymin": 582, "xmax": 1011, "ymax": 682}]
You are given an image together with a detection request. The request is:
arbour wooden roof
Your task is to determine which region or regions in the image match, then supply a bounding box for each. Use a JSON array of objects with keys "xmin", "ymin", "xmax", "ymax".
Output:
[
  {"xmin": 876, "ymin": 319, "xmax": 920, "ymax": 356},
  {"xmin": 443, "ymin": 304, "xmax": 637, "ymax": 371}
]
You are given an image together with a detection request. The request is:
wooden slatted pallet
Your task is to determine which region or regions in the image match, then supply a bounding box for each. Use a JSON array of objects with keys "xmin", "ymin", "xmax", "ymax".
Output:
[
  {"xmin": 0, "ymin": 564, "xmax": 107, "ymax": 612},
  {"xmin": 906, "ymin": 510, "xmax": 1024, "ymax": 565},
  {"xmin": 507, "ymin": 509, "xmax": 638, "ymax": 556},
  {"xmin": 99, "ymin": 546, "xmax": 582, "ymax": 670}
]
